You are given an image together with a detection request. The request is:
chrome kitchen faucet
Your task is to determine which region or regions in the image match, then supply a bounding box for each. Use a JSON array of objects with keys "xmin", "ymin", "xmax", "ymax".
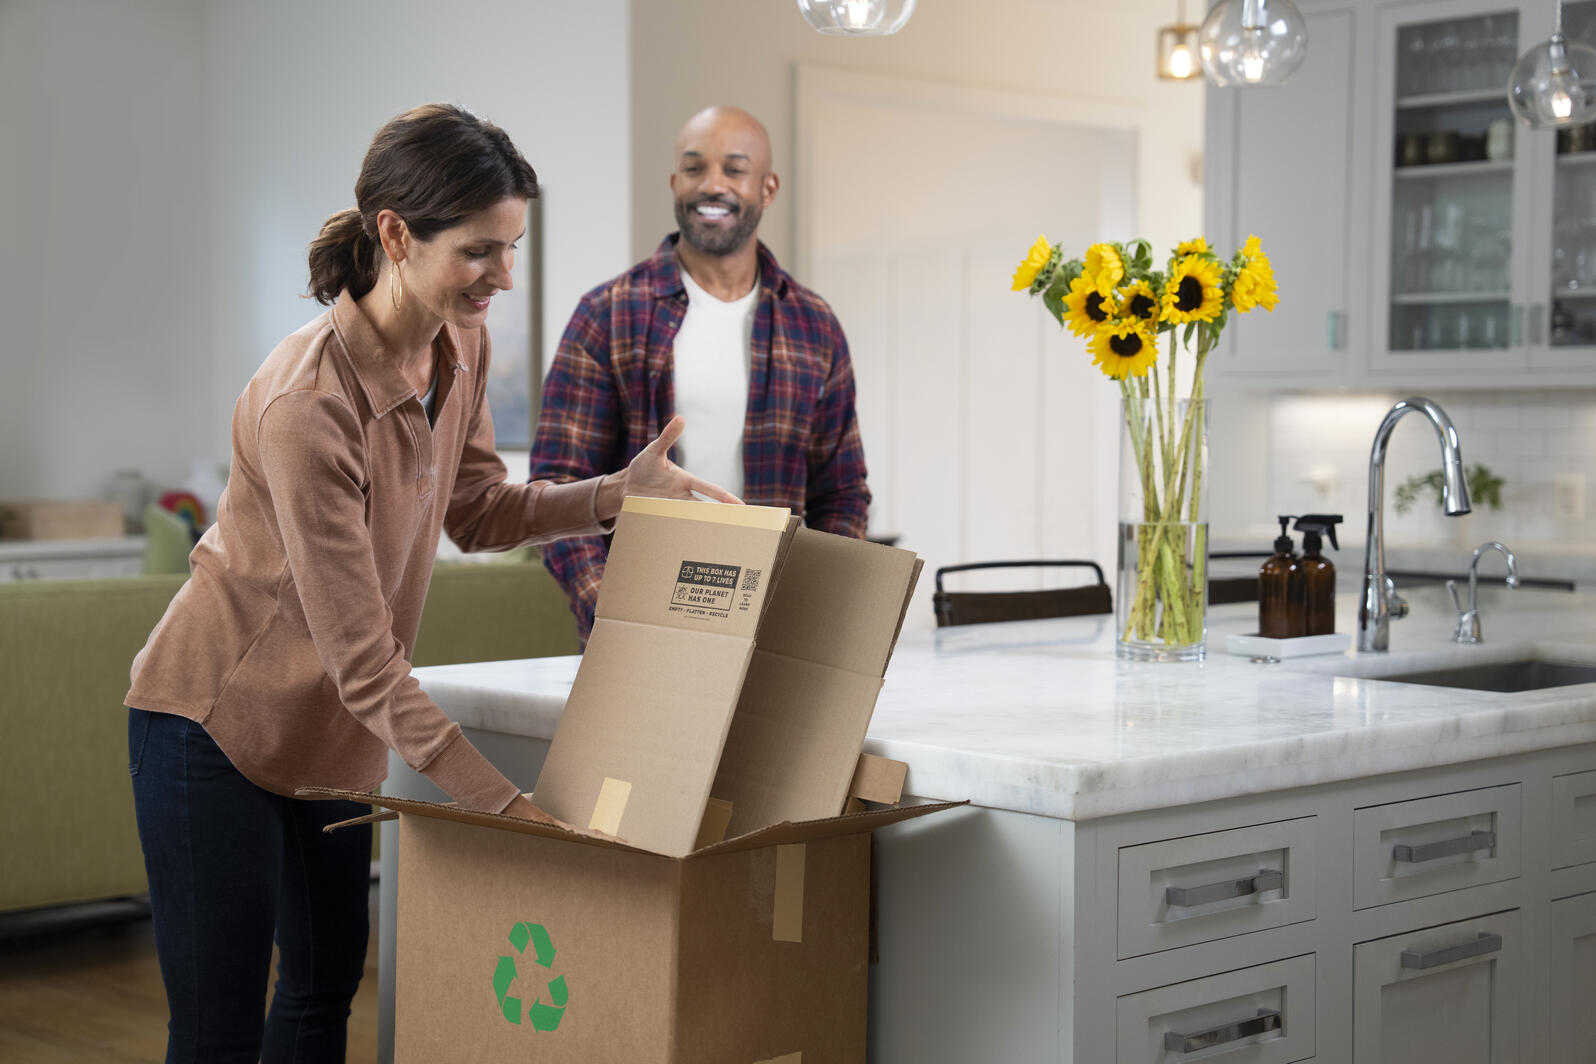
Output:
[
  {"xmin": 1358, "ymin": 397, "xmax": 1472, "ymax": 652},
  {"xmin": 1448, "ymin": 541, "xmax": 1519, "ymax": 644}
]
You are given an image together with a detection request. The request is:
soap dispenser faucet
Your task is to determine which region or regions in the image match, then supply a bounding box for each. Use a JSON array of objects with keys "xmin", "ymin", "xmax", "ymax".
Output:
[
  {"xmin": 1358, "ymin": 397, "xmax": 1472, "ymax": 652},
  {"xmin": 1448, "ymin": 541, "xmax": 1519, "ymax": 644}
]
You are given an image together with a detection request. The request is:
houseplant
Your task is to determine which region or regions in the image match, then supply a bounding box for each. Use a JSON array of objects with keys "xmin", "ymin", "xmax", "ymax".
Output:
[{"xmin": 1012, "ymin": 233, "xmax": 1279, "ymax": 659}]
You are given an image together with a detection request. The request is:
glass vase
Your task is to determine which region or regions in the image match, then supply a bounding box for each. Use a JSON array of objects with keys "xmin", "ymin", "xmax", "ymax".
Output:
[{"xmin": 1116, "ymin": 396, "xmax": 1210, "ymax": 662}]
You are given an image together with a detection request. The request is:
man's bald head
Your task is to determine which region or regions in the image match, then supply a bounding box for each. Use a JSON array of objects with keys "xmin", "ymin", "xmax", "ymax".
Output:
[
  {"xmin": 675, "ymin": 106, "xmax": 773, "ymax": 172},
  {"xmin": 670, "ymin": 105, "xmax": 779, "ymax": 259}
]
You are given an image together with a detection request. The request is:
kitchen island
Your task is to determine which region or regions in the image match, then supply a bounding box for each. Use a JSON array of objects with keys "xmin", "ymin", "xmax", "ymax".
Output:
[{"xmin": 377, "ymin": 586, "xmax": 1596, "ymax": 1062}]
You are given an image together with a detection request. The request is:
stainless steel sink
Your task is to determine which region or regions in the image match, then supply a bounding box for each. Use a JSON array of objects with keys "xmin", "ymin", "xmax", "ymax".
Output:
[{"xmin": 1375, "ymin": 660, "xmax": 1596, "ymax": 693}]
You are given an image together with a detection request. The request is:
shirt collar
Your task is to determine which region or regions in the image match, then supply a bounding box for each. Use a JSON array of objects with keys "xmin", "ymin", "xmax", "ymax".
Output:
[
  {"xmin": 329, "ymin": 290, "xmax": 467, "ymax": 419},
  {"xmin": 647, "ymin": 233, "xmax": 792, "ymax": 302}
]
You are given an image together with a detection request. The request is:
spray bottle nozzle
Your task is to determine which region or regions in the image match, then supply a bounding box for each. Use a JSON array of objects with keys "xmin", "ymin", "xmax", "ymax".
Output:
[{"xmin": 1294, "ymin": 513, "xmax": 1344, "ymax": 552}]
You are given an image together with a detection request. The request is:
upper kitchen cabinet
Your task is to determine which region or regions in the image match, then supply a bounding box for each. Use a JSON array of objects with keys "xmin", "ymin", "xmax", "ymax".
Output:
[
  {"xmin": 1206, "ymin": 0, "xmax": 1372, "ymax": 387},
  {"xmin": 1533, "ymin": 0, "xmax": 1596, "ymax": 373},
  {"xmin": 1207, "ymin": 0, "xmax": 1596, "ymax": 389},
  {"xmin": 1367, "ymin": 0, "xmax": 1535, "ymax": 380}
]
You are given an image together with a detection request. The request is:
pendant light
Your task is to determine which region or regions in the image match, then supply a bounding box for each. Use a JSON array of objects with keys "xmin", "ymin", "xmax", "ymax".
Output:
[
  {"xmin": 1508, "ymin": 0, "xmax": 1596, "ymax": 128},
  {"xmin": 795, "ymin": 0, "xmax": 916, "ymax": 36},
  {"xmin": 1157, "ymin": 0, "xmax": 1202, "ymax": 80},
  {"xmin": 1199, "ymin": 0, "xmax": 1310, "ymax": 88}
]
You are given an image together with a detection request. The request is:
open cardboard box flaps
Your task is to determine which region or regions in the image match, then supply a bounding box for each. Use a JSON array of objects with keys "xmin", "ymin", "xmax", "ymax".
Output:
[{"xmin": 302, "ymin": 499, "xmax": 960, "ymax": 1063}]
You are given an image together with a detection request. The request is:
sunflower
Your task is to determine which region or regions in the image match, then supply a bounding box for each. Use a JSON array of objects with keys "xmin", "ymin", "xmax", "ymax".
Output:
[
  {"xmin": 1089, "ymin": 320, "xmax": 1159, "ymax": 380},
  {"xmin": 1230, "ymin": 234, "xmax": 1279, "ymax": 313},
  {"xmin": 1161, "ymin": 254, "xmax": 1224, "ymax": 324},
  {"xmin": 1083, "ymin": 243, "xmax": 1125, "ymax": 297},
  {"xmin": 1173, "ymin": 237, "xmax": 1210, "ymax": 259},
  {"xmin": 1116, "ymin": 279, "xmax": 1160, "ymax": 325},
  {"xmin": 1011, "ymin": 234, "xmax": 1056, "ymax": 292},
  {"xmin": 1061, "ymin": 276, "xmax": 1119, "ymax": 337}
]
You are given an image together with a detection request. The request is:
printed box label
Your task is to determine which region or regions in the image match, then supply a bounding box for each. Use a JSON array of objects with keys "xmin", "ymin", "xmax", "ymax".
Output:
[{"xmin": 671, "ymin": 561, "xmax": 742, "ymax": 615}]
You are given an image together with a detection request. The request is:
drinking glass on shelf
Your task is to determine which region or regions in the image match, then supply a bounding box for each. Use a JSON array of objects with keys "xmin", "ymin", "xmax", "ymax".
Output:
[{"xmin": 1490, "ymin": 16, "xmax": 1518, "ymax": 84}]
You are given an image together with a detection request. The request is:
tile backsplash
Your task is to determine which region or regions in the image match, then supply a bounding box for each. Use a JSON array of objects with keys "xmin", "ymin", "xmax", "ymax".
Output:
[{"xmin": 1213, "ymin": 390, "xmax": 1596, "ymax": 551}]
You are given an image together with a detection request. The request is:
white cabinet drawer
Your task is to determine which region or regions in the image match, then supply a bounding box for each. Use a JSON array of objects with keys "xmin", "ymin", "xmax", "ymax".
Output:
[
  {"xmin": 1117, "ymin": 817, "xmax": 1318, "ymax": 959},
  {"xmin": 1353, "ymin": 785, "xmax": 1520, "ymax": 910},
  {"xmin": 1551, "ymin": 770, "xmax": 1596, "ymax": 871},
  {"xmin": 1548, "ymin": 892, "xmax": 1596, "ymax": 1063},
  {"xmin": 1353, "ymin": 909, "xmax": 1520, "ymax": 1064},
  {"xmin": 1116, "ymin": 953, "xmax": 1314, "ymax": 1064}
]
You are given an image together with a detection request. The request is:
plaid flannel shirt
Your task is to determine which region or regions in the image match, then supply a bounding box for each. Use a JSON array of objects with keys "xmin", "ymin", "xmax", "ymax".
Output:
[{"xmin": 529, "ymin": 234, "xmax": 871, "ymax": 637}]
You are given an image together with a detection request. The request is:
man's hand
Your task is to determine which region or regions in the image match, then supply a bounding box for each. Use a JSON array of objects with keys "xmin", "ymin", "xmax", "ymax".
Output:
[{"xmin": 598, "ymin": 415, "xmax": 743, "ymax": 519}]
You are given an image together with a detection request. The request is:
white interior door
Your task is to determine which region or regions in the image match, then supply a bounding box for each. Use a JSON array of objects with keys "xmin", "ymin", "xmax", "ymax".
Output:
[{"xmin": 797, "ymin": 67, "xmax": 1138, "ymax": 629}]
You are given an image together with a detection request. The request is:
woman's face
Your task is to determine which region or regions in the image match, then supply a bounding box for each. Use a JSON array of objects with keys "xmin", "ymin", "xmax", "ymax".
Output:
[{"xmin": 400, "ymin": 195, "xmax": 525, "ymax": 330}]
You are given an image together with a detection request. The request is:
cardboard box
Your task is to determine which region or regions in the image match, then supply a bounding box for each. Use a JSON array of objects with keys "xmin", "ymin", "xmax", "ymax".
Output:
[
  {"xmin": 534, "ymin": 497, "xmax": 925, "ymax": 856},
  {"xmin": 309, "ymin": 498, "xmax": 953, "ymax": 1061},
  {"xmin": 309, "ymin": 790, "xmax": 959, "ymax": 1062},
  {"xmin": 0, "ymin": 500, "xmax": 124, "ymax": 540}
]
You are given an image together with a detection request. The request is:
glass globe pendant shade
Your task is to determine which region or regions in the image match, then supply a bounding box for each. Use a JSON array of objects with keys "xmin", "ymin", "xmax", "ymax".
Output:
[
  {"xmin": 1508, "ymin": 6, "xmax": 1596, "ymax": 128},
  {"xmin": 1198, "ymin": 0, "xmax": 1309, "ymax": 88},
  {"xmin": 795, "ymin": 0, "xmax": 916, "ymax": 36}
]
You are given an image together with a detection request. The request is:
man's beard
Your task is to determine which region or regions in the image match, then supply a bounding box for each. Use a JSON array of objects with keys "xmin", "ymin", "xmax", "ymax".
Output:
[{"xmin": 675, "ymin": 195, "xmax": 763, "ymax": 256}]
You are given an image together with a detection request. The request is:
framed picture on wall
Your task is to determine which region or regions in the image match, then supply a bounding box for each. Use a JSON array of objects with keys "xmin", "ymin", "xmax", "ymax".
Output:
[{"xmin": 482, "ymin": 196, "xmax": 543, "ymax": 449}]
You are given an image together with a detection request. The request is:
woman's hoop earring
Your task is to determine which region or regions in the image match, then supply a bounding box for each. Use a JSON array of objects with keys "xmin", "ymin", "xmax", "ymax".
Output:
[{"xmin": 389, "ymin": 263, "xmax": 404, "ymax": 313}]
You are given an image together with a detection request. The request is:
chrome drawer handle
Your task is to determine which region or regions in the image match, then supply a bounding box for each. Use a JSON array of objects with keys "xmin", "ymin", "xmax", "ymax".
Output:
[
  {"xmin": 1391, "ymin": 830, "xmax": 1494, "ymax": 864},
  {"xmin": 1401, "ymin": 931, "xmax": 1503, "ymax": 970},
  {"xmin": 1164, "ymin": 1007, "xmax": 1282, "ymax": 1053},
  {"xmin": 1165, "ymin": 868, "xmax": 1284, "ymax": 908}
]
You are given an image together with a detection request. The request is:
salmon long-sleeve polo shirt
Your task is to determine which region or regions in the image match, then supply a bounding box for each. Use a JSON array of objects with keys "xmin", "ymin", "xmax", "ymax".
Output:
[{"xmin": 126, "ymin": 292, "xmax": 611, "ymax": 813}]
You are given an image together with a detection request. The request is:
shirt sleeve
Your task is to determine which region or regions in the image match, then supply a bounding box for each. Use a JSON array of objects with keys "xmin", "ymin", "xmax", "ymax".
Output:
[
  {"xmin": 256, "ymin": 389, "xmax": 521, "ymax": 812},
  {"xmin": 529, "ymin": 293, "xmax": 627, "ymax": 638},
  {"xmin": 803, "ymin": 319, "xmax": 872, "ymax": 538},
  {"xmin": 446, "ymin": 326, "xmax": 613, "ymax": 553}
]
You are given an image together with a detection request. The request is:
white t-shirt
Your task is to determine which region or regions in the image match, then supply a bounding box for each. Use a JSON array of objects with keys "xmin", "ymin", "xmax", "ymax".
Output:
[{"xmin": 672, "ymin": 269, "xmax": 757, "ymax": 499}]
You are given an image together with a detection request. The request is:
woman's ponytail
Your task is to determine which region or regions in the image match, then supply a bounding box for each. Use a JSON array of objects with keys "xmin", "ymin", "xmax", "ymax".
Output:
[{"xmin": 306, "ymin": 208, "xmax": 378, "ymax": 305}]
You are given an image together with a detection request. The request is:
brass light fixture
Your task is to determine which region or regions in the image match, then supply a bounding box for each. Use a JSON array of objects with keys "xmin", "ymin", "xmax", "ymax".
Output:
[{"xmin": 1158, "ymin": 0, "xmax": 1202, "ymax": 81}]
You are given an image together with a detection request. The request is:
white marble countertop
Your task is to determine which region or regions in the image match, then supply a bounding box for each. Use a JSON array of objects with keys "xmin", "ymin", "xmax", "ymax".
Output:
[{"xmin": 413, "ymin": 584, "xmax": 1596, "ymax": 824}]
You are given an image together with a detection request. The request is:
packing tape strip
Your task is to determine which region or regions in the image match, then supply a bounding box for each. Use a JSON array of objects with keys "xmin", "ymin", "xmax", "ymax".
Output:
[
  {"xmin": 772, "ymin": 843, "xmax": 805, "ymax": 943},
  {"xmin": 589, "ymin": 777, "xmax": 632, "ymax": 836},
  {"xmin": 753, "ymin": 1055, "xmax": 801, "ymax": 1064}
]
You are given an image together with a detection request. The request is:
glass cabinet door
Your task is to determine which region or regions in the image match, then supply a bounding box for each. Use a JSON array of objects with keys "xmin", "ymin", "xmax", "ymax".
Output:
[
  {"xmin": 1543, "ymin": 0, "xmax": 1596, "ymax": 362},
  {"xmin": 1381, "ymin": 4, "xmax": 1523, "ymax": 364}
]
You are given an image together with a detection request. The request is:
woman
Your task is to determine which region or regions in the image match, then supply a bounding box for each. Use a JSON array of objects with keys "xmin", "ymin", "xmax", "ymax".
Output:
[{"xmin": 124, "ymin": 104, "xmax": 736, "ymax": 1064}]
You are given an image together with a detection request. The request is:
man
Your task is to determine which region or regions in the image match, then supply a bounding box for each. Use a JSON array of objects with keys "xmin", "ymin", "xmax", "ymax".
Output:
[{"xmin": 529, "ymin": 105, "xmax": 870, "ymax": 637}]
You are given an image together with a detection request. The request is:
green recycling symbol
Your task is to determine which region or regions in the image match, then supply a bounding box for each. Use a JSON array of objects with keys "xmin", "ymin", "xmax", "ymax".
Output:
[{"xmin": 493, "ymin": 922, "xmax": 568, "ymax": 1031}]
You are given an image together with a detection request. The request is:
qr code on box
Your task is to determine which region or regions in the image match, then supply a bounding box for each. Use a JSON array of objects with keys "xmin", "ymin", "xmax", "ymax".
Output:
[{"xmin": 741, "ymin": 569, "xmax": 761, "ymax": 593}]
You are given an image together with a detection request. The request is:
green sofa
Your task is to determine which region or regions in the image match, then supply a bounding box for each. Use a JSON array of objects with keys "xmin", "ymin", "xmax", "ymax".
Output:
[{"xmin": 0, "ymin": 560, "xmax": 578, "ymax": 915}]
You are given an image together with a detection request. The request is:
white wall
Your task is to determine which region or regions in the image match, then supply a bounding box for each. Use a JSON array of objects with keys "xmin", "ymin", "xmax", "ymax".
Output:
[
  {"xmin": 628, "ymin": 0, "xmax": 1205, "ymax": 590},
  {"xmin": 628, "ymin": 0, "xmax": 1206, "ymax": 268},
  {"xmin": 0, "ymin": 0, "xmax": 631, "ymax": 504},
  {"xmin": 0, "ymin": 0, "xmax": 212, "ymax": 505}
]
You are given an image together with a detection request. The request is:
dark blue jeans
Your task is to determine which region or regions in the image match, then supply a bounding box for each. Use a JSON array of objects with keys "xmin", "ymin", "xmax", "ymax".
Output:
[{"xmin": 128, "ymin": 708, "xmax": 372, "ymax": 1064}]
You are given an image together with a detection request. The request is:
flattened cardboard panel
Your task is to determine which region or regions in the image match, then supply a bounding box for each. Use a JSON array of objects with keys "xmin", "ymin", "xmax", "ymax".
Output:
[
  {"xmin": 395, "ymin": 816, "xmax": 681, "ymax": 1063},
  {"xmin": 673, "ymin": 834, "xmax": 869, "ymax": 1064},
  {"xmin": 535, "ymin": 620, "xmax": 753, "ymax": 857},
  {"xmin": 690, "ymin": 800, "xmax": 969, "ymax": 859},
  {"xmin": 751, "ymin": 529, "xmax": 919, "ymax": 675},
  {"xmin": 594, "ymin": 508, "xmax": 792, "ymax": 638},
  {"xmin": 848, "ymin": 754, "xmax": 909, "ymax": 806},
  {"xmin": 694, "ymin": 797, "xmax": 735, "ymax": 850},
  {"xmin": 711, "ymin": 650, "xmax": 884, "ymax": 839},
  {"xmin": 620, "ymin": 495, "xmax": 791, "ymax": 530}
]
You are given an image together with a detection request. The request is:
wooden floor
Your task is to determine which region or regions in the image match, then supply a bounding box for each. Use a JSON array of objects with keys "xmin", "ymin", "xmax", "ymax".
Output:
[{"xmin": 0, "ymin": 890, "xmax": 381, "ymax": 1063}]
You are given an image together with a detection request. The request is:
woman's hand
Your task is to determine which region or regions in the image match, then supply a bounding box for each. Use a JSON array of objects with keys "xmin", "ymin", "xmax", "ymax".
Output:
[{"xmin": 597, "ymin": 415, "xmax": 743, "ymax": 519}]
